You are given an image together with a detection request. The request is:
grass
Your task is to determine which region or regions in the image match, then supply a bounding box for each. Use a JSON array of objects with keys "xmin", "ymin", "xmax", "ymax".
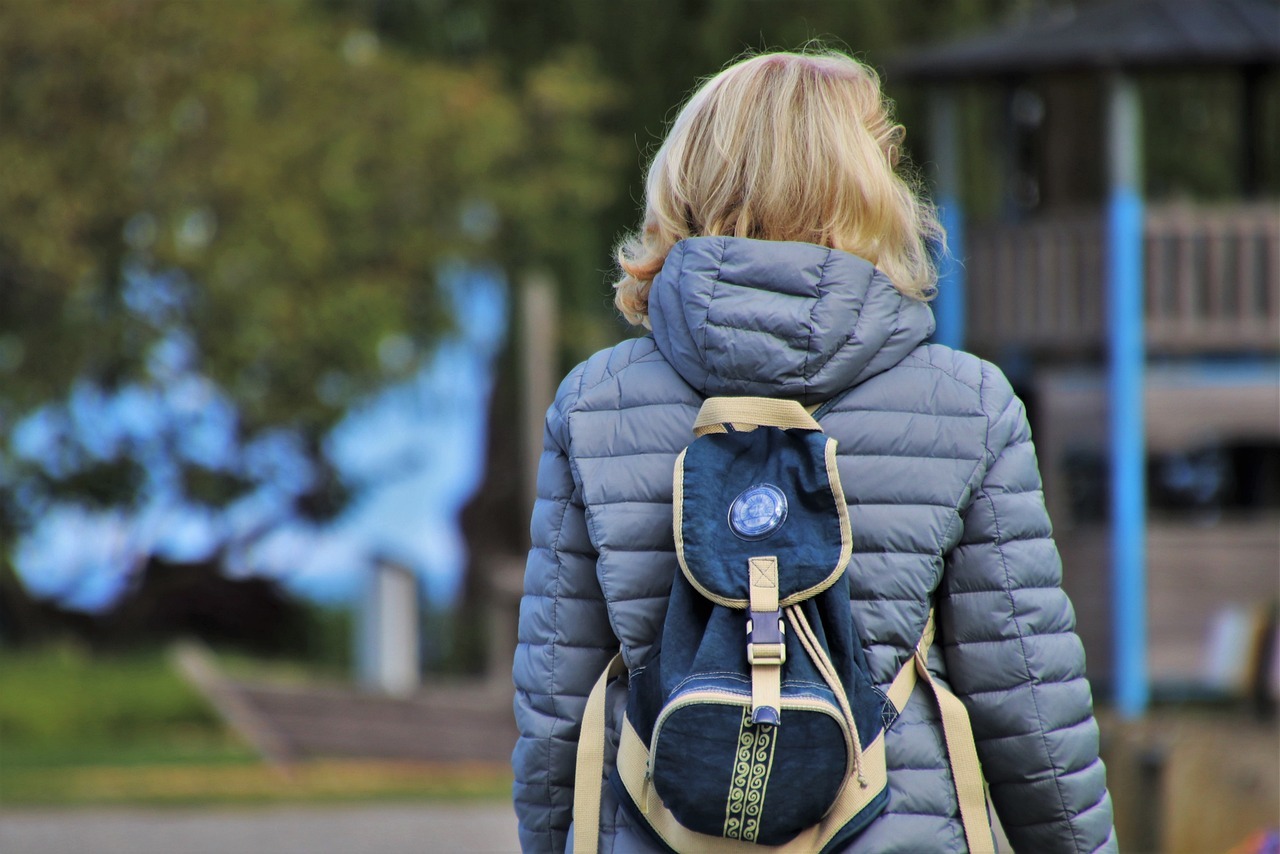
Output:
[
  {"xmin": 2, "ymin": 760, "xmax": 512, "ymax": 807},
  {"xmin": 0, "ymin": 644, "xmax": 511, "ymax": 807},
  {"xmin": 0, "ymin": 644, "xmax": 251, "ymax": 769}
]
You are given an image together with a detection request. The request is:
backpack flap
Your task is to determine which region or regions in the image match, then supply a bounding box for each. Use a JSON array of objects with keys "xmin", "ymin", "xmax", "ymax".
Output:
[{"xmin": 674, "ymin": 409, "xmax": 852, "ymax": 608}]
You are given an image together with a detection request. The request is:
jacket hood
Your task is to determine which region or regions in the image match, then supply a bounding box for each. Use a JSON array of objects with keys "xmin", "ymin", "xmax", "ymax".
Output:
[{"xmin": 648, "ymin": 236, "xmax": 936, "ymax": 403}]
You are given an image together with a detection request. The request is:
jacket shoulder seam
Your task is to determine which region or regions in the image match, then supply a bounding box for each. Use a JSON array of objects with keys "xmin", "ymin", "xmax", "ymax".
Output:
[
  {"xmin": 899, "ymin": 348, "xmax": 984, "ymax": 397},
  {"xmin": 575, "ymin": 338, "xmax": 665, "ymax": 399}
]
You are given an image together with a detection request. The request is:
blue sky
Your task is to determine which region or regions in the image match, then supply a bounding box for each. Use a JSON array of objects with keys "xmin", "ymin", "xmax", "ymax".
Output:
[{"xmin": 11, "ymin": 265, "xmax": 507, "ymax": 611}]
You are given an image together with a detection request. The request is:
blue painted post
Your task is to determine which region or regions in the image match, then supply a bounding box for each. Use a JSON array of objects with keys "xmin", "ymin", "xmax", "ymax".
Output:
[
  {"xmin": 1106, "ymin": 74, "xmax": 1148, "ymax": 718},
  {"xmin": 929, "ymin": 90, "xmax": 965, "ymax": 351}
]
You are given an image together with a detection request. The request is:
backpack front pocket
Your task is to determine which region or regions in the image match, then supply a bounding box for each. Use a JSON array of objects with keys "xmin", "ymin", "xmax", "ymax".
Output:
[{"xmin": 649, "ymin": 687, "xmax": 850, "ymax": 846}]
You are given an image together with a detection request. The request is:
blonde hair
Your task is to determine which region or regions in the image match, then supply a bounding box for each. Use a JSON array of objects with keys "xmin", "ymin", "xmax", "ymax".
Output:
[{"xmin": 614, "ymin": 50, "xmax": 944, "ymax": 326}]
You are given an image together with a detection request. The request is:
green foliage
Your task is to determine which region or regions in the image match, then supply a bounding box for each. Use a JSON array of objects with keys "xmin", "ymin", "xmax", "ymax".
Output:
[
  {"xmin": 292, "ymin": 603, "xmax": 355, "ymax": 673},
  {"xmin": 1144, "ymin": 71, "xmax": 1276, "ymax": 201},
  {"xmin": 0, "ymin": 0, "xmax": 618, "ymax": 435},
  {"xmin": 180, "ymin": 464, "xmax": 258, "ymax": 508},
  {"xmin": 37, "ymin": 457, "xmax": 149, "ymax": 510}
]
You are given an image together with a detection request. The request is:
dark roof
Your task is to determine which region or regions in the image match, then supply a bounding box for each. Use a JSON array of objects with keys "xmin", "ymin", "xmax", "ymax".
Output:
[{"xmin": 891, "ymin": 0, "xmax": 1280, "ymax": 82}]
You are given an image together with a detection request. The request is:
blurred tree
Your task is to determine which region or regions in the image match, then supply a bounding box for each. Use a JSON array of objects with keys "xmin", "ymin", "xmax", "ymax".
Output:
[
  {"xmin": 0, "ymin": 0, "xmax": 619, "ymax": 597},
  {"xmin": 0, "ymin": 0, "xmax": 617, "ymax": 432},
  {"xmin": 0, "ymin": 1, "xmax": 624, "ymax": 670}
]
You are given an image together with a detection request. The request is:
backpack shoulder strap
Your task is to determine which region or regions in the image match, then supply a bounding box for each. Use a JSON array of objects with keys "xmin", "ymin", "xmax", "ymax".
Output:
[
  {"xmin": 573, "ymin": 653, "xmax": 626, "ymax": 854},
  {"xmin": 888, "ymin": 609, "xmax": 996, "ymax": 854}
]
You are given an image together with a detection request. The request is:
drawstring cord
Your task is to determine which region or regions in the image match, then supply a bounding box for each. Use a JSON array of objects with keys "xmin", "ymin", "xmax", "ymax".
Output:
[{"xmin": 786, "ymin": 605, "xmax": 868, "ymax": 788}]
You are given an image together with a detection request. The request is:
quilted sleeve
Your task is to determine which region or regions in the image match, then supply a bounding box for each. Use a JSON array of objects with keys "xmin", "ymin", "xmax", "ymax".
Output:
[
  {"xmin": 939, "ymin": 362, "xmax": 1117, "ymax": 853},
  {"xmin": 512, "ymin": 365, "xmax": 618, "ymax": 854}
]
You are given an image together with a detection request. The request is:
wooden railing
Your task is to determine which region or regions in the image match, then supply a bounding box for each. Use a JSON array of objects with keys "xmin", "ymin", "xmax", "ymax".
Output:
[{"xmin": 964, "ymin": 203, "xmax": 1280, "ymax": 355}]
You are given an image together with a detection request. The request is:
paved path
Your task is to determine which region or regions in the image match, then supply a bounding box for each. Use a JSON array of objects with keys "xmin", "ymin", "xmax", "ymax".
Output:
[
  {"xmin": 0, "ymin": 800, "xmax": 1015, "ymax": 853},
  {"xmin": 0, "ymin": 802, "xmax": 519, "ymax": 854}
]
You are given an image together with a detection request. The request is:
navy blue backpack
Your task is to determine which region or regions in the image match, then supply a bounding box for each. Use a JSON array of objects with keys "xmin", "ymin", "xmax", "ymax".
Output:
[
  {"xmin": 572, "ymin": 396, "xmax": 995, "ymax": 853},
  {"xmin": 574, "ymin": 397, "xmax": 892, "ymax": 853}
]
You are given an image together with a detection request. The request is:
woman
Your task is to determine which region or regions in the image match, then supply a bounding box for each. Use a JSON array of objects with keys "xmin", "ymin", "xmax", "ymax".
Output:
[{"xmin": 512, "ymin": 50, "xmax": 1116, "ymax": 853}]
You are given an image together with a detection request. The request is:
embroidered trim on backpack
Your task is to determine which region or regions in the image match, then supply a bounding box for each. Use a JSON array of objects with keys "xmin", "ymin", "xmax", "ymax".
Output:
[{"xmin": 723, "ymin": 708, "xmax": 777, "ymax": 843}]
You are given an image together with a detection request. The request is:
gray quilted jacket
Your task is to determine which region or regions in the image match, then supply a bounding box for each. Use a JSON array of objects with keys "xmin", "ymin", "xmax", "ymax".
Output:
[{"xmin": 513, "ymin": 236, "xmax": 1116, "ymax": 853}]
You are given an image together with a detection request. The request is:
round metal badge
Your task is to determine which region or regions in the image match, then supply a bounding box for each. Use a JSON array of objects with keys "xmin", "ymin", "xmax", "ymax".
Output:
[{"xmin": 728, "ymin": 483, "xmax": 788, "ymax": 541}]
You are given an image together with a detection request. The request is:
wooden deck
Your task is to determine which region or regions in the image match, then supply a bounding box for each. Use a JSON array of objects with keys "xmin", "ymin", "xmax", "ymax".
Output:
[{"xmin": 965, "ymin": 202, "xmax": 1280, "ymax": 356}]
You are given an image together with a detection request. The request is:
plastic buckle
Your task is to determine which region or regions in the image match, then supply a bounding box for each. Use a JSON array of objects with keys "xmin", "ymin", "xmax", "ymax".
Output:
[{"xmin": 746, "ymin": 610, "xmax": 786, "ymax": 665}]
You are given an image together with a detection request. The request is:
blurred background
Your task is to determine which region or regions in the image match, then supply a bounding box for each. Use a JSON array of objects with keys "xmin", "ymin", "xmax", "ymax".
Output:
[{"xmin": 0, "ymin": 1, "xmax": 1276, "ymax": 852}]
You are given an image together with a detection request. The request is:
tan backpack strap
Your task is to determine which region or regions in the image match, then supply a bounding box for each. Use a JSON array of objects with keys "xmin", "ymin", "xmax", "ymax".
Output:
[
  {"xmin": 692, "ymin": 397, "xmax": 822, "ymax": 437},
  {"xmin": 747, "ymin": 557, "xmax": 784, "ymax": 726},
  {"xmin": 888, "ymin": 609, "xmax": 995, "ymax": 854},
  {"xmin": 573, "ymin": 653, "xmax": 626, "ymax": 854}
]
